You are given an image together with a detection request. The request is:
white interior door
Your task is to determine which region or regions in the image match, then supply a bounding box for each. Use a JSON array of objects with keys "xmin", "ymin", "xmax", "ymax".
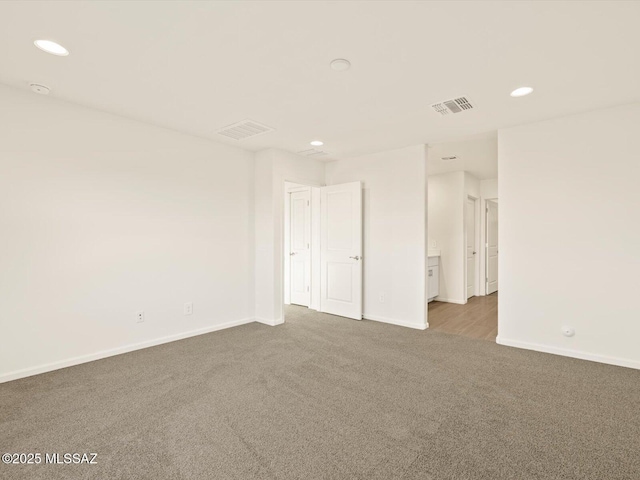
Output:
[
  {"xmin": 486, "ymin": 200, "xmax": 499, "ymax": 294},
  {"xmin": 320, "ymin": 182, "xmax": 362, "ymax": 320},
  {"xmin": 290, "ymin": 190, "xmax": 311, "ymax": 306},
  {"xmin": 466, "ymin": 196, "xmax": 476, "ymax": 299}
]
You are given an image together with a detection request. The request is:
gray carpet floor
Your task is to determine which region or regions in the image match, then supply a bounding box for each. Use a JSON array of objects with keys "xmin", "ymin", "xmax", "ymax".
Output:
[{"xmin": 1, "ymin": 305, "xmax": 639, "ymax": 480}]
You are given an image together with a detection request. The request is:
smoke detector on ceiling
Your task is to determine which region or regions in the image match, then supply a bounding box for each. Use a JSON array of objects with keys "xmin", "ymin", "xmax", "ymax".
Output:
[
  {"xmin": 330, "ymin": 59, "xmax": 351, "ymax": 71},
  {"xmin": 431, "ymin": 96, "xmax": 475, "ymax": 116},
  {"xmin": 30, "ymin": 83, "xmax": 50, "ymax": 95},
  {"xmin": 215, "ymin": 119, "xmax": 275, "ymax": 140},
  {"xmin": 297, "ymin": 148, "xmax": 330, "ymax": 158}
]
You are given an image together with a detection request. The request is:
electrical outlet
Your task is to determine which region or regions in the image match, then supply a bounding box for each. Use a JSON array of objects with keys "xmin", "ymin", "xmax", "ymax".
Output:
[
  {"xmin": 184, "ymin": 302, "xmax": 193, "ymax": 316},
  {"xmin": 136, "ymin": 311, "xmax": 145, "ymax": 323},
  {"xmin": 430, "ymin": 240, "xmax": 437, "ymax": 248},
  {"xmin": 379, "ymin": 293, "xmax": 386, "ymax": 303}
]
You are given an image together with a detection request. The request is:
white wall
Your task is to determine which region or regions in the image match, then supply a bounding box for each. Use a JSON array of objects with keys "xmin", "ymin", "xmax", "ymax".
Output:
[
  {"xmin": 253, "ymin": 150, "xmax": 276, "ymax": 324},
  {"xmin": 498, "ymin": 102, "xmax": 640, "ymax": 369},
  {"xmin": 0, "ymin": 85, "xmax": 431, "ymax": 382},
  {"xmin": 464, "ymin": 172, "xmax": 480, "ymax": 199},
  {"xmin": 325, "ymin": 145, "xmax": 428, "ymax": 329},
  {"xmin": 481, "ymin": 178, "xmax": 498, "ymax": 199},
  {"xmin": 428, "ymin": 172, "xmax": 465, "ymax": 304},
  {"xmin": 254, "ymin": 149, "xmax": 325, "ymax": 326},
  {"xmin": 0, "ymin": 85, "xmax": 255, "ymax": 382}
]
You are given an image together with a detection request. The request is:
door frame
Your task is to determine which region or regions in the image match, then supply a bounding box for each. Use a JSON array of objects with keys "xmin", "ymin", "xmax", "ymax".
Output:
[
  {"xmin": 282, "ymin": 179, "xmax": 323, "ymax": 319},
  {"xmin": 285, "ymin": 186, "xmax": 312, "ymax": 306},
  {"xmin": 484, "ymin": 198, "xmax": 498, "ymax": 295},
  {"xmin": 464, "ymin": 195, "xmax": 481, "ymax": 301}
]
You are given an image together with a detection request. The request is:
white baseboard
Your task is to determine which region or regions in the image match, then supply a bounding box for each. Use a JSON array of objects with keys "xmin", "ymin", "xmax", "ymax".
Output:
[
  {"xmin": 0, "ymin": 317, "xmax": 256, "ymax": 384},
  {"xmin": 255, "ymin": 317, "xmax": 284, "ymax": 326},
  {"xmin": 433, "ymin": 297, "xmax": 466, "ymax": 305},
  {"xmin": 363, "ymin": 313, "xmax": 427, "ymax": 330},
  {"xmin": 496, "ymin": 336, "xmax": 640, "ymax": 370}
]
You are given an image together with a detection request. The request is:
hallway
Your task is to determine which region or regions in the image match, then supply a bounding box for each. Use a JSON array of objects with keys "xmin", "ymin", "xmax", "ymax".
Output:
[{"xmin": 428, "ymin": 293, "xmax": 497, "ymax": 341}]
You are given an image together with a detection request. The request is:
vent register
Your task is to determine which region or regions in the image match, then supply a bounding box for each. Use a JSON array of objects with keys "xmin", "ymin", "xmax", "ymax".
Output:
[
  {"xmin": 431, "ymin": 96, "xmax": 475, "ymax": 116},
  {"xmin": 215, "ymin": 119, "xmax": 330, "ymax": 157},
  {"xmin": 216, "ymin": 119, "xmax": 275, "ymax": 140},
  {"xmin": 296, "ymin": 148, "xmax": 329, "ymax": 158},
  {"xmin": 215, "ymin": 97, "xmax": 474, "ymax": 141}
]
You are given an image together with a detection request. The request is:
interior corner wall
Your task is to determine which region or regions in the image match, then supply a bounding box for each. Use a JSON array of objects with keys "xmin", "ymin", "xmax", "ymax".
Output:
[
  {"xmin": 254, "ymin": 149, "xmax": 325, "ymax": 326},
  {"xmin": 254, "ymin": 149, "xmax": 277, "ymax": 325},
  {"xmin": 428, "ymin": 171, "xmax": 466, "ymax": 304},
  {"xmin": 325, "ymin": 145, "xmax": 428, "ymax": 329},
  {"xmin": 480, "ymin": 178, "xmax": 498, "ymax": 200},
  {"xmin": 498, "ymin": 102, "xmax": 640, "ymax": 369},
  {"xmin": 464, "ymin": 172, "xmax": 480, "ymax": 199},
  {"xmin": 0, "ymin": 84, "xmax": 256, "ymax": 382}
]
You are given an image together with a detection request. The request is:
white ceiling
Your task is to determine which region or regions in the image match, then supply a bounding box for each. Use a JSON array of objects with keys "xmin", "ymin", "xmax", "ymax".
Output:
[
  {"xmin": 1, "ymin": 1, "xmax": 639, "ymax": 160},
  {"xmin": 428, "ymin": 133, "xmax": 497, "ymax": 180}
]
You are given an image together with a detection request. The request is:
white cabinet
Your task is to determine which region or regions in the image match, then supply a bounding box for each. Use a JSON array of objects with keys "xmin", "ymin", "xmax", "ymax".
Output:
[{"xmin": 428, "ymin": 255, "xmax": 440, "ymax": 302}]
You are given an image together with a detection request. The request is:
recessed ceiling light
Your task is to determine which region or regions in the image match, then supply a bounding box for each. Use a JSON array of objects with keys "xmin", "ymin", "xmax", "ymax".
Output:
[
  {"xmin": 310, "ymin": 140, "xmax": 324, "ymax": 146},
  {"xmin": 510, "ymin": 86, "xmax": 533, "ymax": 97},
  {"xmin": 34, "ymin": 39, "xmax": 69, "ymax": 56},
  {"xmin": 330, "ymin": 59, "xmax": 351, "ymax": 71}
]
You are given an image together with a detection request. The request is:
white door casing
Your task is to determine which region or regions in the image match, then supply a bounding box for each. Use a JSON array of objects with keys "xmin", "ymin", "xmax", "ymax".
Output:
[
  {"xmin": 466, "ymin": 196, "xmax": 476, "ymax": 299},
  {"xmin": 486, "ymin": 200, "xmax": 499, "ymax": 294},
  {"xmin": 290, "ymin": 190, "xmax": 311, "ymax": 306},
  {"xmin": 320, "ymin": 182, "xmax": 363, "ymax": 320}
]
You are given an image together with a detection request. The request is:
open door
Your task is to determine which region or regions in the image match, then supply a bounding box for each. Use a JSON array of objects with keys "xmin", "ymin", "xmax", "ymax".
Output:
[
  {"xmin": 486, "ymin": 200, "xmax": 499, "ymax": 294},
  {"xmin": 289, "ymin": 190, "xmax": 311, "ymax": 306},
  {"xmin": 320, "ymin": 182, "xmax": 362, "ymax": 320}
]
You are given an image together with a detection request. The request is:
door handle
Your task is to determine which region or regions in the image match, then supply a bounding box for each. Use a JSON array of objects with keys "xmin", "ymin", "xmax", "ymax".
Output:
[
  {"xmin": 473, "ymin": 251, "xmax": 476, "ymax": 255},
  {"xmin": 290, "ymin": 252, "xmax": 297, "ymax": 256},
  {"xmin": 349, "ymin": 255, "xmax": 361, "ymax": 260}
]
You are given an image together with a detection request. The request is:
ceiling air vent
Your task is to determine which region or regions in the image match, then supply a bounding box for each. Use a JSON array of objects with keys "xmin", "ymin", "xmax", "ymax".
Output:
[
  {"xmin": 216, "ymin": 119, "xmax": 275, "ymax": 140},
  {"xmin": 297, "ymin": 148, "xmax": 329, "ymax": 158},
  {"xmin": 431, "ymin": 96, "xmax": 475, "ymax": 116}
]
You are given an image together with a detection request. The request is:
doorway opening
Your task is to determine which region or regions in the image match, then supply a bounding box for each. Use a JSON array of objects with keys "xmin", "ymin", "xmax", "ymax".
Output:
[
  {"xmin": 283, "ymin": 180, "xmax": 364, "ymax": 323},
  {"xmin": 284, "ymin": 182, "xmax": 320, "ymax": 310},
  {"xmin": 426, "ymin": 133, "xmax": 499, "ymax": 341}
]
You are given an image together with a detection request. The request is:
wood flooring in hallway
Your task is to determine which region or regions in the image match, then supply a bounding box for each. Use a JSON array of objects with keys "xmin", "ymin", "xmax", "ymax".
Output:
[{"xmin": 428, "ymin": 293, "xmax": 498, "ymax": 341}]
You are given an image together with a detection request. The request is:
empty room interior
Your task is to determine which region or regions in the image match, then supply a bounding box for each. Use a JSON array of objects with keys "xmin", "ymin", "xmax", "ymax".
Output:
[{"xmin": 1, "ymin": 1, "xmax": 639, "ymax": 479}]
